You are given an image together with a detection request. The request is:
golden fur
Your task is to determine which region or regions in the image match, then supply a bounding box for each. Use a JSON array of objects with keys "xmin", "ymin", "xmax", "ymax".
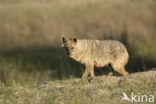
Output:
[{"xmin": 62, "ymin": 37, "xmax": 129, "ymax": 80}]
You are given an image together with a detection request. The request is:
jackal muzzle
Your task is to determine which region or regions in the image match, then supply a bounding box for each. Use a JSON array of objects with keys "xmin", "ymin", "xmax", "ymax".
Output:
[{"xmin": 63, "ymin": 47, "xmax": 70, "ymax": 55}]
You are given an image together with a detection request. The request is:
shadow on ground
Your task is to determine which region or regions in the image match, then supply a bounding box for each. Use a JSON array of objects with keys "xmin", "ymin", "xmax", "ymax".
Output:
[{"xmin": 0, "ymin": 47, "xmax": 155, "ymax": 79}]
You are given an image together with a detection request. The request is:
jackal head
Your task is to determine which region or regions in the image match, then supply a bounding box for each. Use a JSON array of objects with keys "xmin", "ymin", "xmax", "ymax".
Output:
[{"xmin": 61, "ymin": 37, "xmax": 77, "ymax": 56}]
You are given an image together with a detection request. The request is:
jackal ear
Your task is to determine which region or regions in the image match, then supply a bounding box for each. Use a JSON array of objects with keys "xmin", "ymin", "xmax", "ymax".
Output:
[
  {"xmin": 73, "ymin": 38, "xmax": 77, "ymax": 43},
  {"xmin": 62, "ymin": 37, "xmax": 66, "ymax": 43}
]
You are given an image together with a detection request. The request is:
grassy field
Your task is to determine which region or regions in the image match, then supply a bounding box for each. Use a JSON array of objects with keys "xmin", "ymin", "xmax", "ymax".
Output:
[
  {"xmin": 0, "ymin": 70, "xmax": 155, "ymax": 104},
  {"xmin": 0, "ymin": 0, "xmax": 156, "ymax": 103}
]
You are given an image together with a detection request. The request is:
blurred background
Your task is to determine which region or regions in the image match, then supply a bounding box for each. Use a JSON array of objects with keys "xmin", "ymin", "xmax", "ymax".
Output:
[{"xmin": 0, "ymin": 0, "xmax": 155, "ymax": 85}]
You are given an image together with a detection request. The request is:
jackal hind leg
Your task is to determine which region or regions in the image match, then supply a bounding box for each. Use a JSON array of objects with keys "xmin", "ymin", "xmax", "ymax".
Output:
[
  {"xmin": 112, "ymin": 64, "xmax": 129, "ymax": 77},
  {"xmin": 118, "ymin": 67, "xmax": 129, "ymax": 77},
  {"xmin": 114, "ymin": 66, "xmax": 129, "ymax": 84}
]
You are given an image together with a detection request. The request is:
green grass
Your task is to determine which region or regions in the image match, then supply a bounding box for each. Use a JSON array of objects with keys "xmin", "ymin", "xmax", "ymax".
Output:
[
  {"xmin": 0, "ymin": 71, "xmax": 155, "ymax": 104},
  {"xmin": 0, "ymin": 48, "xmax": 85, "ymax": 85}
]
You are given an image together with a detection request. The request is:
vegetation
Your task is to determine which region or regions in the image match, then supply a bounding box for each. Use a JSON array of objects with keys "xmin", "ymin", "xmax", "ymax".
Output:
[
  {"xmin": 0, "ymin": 0, "xmax": 155, "ymax": 103},
  {"xmin": 0, "ymin": 70, "xmax": 155, "ymax": 104}
]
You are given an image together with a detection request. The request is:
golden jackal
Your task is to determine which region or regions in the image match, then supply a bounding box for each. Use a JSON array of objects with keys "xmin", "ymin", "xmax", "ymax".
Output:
[{"xmin": 62, "ymin": 37, "xmax": 129, "ymax": 80}]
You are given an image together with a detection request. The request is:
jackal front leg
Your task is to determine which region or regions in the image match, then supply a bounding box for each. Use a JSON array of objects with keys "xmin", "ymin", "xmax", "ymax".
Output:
[
  {"xmin": 89, "ymin": 65, "xmax": 95, "ymax": 79},
  {"xmin": 82, "ymin": 64, "xmax": 92, "ymax": 80}
]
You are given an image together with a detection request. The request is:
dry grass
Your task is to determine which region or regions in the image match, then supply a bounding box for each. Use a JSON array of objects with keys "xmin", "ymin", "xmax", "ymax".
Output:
[
  {"xmin": 0, "ymin": 1, "xmax": 155, "ymax": 103},
  {"xmin": 0, "ymin": 0, "xmax": 155, "ymax": 65},
  {"xmin": 0, "ymin": 0, "xmax": 155, "ymax": 85},
  {"xmin": 0, "ymin": 70, "xmax": 155, "ymax": 104},
  {"xmin": 0, "ymin": 0, "xmax": 155, "ymax": 49}
]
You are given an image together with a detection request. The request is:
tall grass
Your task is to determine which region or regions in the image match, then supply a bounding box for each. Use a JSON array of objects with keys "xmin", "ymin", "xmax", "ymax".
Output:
[
  {"xmin": 0, "ymin": 0, "xmax": 155, "ymax": 85},
  {"xmin": 0, "ymin": 0, "xmax": 155, "ymax": 49}
]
